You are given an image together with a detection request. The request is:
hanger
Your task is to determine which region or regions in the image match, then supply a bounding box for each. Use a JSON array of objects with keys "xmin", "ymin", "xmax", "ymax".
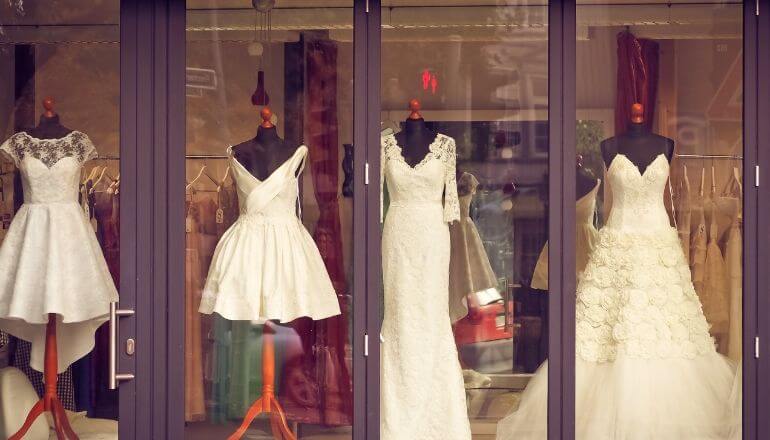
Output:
[
  {"xmin": 83, "ymin": 165, "xmax": 103, "ymax": 185},
  {"xmin": 699, "ymin": 167, "xmax": 706, "ymax": 198},
  {"xmin": 90, "ymin": 167, "xmax": 116, "ymax": 194},
  {"xmin": 186, "ymin": 165, "xmax": 219, "ymax": 192}
]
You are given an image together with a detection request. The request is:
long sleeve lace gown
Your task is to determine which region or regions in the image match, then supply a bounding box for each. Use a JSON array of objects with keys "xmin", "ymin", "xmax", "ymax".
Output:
[{"xmin": 380, "ymin": 133, "xmax": 472, "ymax": 439}]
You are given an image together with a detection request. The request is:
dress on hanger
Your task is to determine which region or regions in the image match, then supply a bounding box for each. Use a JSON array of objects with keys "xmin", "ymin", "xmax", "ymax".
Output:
[
  {"xmin": 185, "ymin": 196, "xmax": 206, "ymax": 422},
  {"xmin": 676, "ymin": 166, "xmax": 691, "ymax": 263},
  {"xmin": 496, "ymin": 154, "xmax": 739, "ymax": 439},
  {"xmin": 0, "ymin": 131, "xmax": 119, "ymax": 373},
  {"xmin": 531, "ymin": 180, "xmax": 601, "ymax": 290},
  {"xmin": 722, "ymin": 169, "xmax": 742, "ymax": 361},
  {"xmin": 690, "ymin": 177, "xmax": 707, "ymax": 305},
  {"xmin": 380, "ymin": 133, "xmax": 471, "ymax": 440},
  {"xmin": 448, "ymin": 172, "xmax": 498, "ymax": 322},
  {"xmin": 199, "ymin": 145, "xmax": 340, "ymax": 322},
  {"xmin": 703, "ymin": 199, "xmax": 729, "ymax": 350}
]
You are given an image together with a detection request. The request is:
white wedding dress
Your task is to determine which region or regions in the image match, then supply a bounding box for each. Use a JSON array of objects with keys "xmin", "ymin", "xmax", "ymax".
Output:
[
  {"xmin": 0, "ymin": 131, "xmax": 119, "ymax": 373},
  {"xmin": 199, "ymin": 145, "xmax": 341, "ymax": 322},
  {"xmin": 380, "ymin": 133, "xmax": 472, "ymax": 440},
  {"xmin": 497, "ymin": 153, "xmax": 741, "ymax": 439}
]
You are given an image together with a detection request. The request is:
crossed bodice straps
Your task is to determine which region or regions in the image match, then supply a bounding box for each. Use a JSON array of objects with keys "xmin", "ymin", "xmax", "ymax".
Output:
[{"xmin": 228, "ymin": 145, "xmax": 308, "ymax": 218}]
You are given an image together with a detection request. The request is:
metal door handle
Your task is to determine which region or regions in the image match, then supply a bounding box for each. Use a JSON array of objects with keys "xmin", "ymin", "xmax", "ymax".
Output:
[{"xmin": 109, "ymin": 302, "xmax": 135, "ymax": 389}]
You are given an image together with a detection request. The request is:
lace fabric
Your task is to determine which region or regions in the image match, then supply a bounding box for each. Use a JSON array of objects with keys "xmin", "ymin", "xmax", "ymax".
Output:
[
  {"xmin": 0, "ymin": 131, "xmax": 97, "ymax": 168},
  {"xmin": 380, "ymin": 132, "xmax": 470, "ymax": 439},
  {"xmin": 380, "ymin": 133, "xmax": 460, "ymax": 224}
]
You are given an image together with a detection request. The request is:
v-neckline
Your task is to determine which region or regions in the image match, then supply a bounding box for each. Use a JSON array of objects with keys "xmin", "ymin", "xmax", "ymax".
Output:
[
  {"xmin": 229, "ymin": 146, "xmax": 302, "ymax": 185},
  {"xmin": 609, "ymin": 153, "xmax": 666, "ymax": 178},
  {"xmin": 391, "ymin": 133, "xmax": 442, "ymax": 171}
]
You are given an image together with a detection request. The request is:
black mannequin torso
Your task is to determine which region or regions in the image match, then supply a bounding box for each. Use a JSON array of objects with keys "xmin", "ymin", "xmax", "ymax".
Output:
[
  {"xmin": 26, "ymin": 114, "xmax": 73, "ymax": 140},
  {"xmin": 232, "ymin": 126, "xmax": 298, "ymax": 181},
  {"xmin": 576, "ymin": 167, "xmax": 598, "ymax": 200},
  {"xmin": 600, "ymin": 122, "xmax": 674, "ymax": 174},
  {"xmin": 394, "ymin": 118, "xmax": 436, "ymax": 167}
]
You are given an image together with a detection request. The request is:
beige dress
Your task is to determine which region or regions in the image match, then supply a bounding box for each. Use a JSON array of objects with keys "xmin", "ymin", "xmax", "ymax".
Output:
[
  {"xmin": 448, "ymin": 172, "xmax": 498, "ymax": 322},
  {"xmin": 690, "ymin": 172, "xmax": 707, "ymax": 301},
  {"xmin": 531, "ymin": 179, "xmax": 600, "ymax": 290},
  {"xmin": 722, "ymin": 168, "xmax": 743, "ymax": 361},
  {"xmin": 185, "ymin": 196, "xmax": 206, "ymax": 422},
  {"xmin": 676, "ymin": 166, "xmax": 692, "ymax": 262},
  {"xmin": 702, "ymin": 199, "xmax": 729, "ymax": 350}
]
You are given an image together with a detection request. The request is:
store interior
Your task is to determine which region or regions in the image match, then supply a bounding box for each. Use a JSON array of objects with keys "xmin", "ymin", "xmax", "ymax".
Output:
[{"xmin": 0, "ymin": 0, "xmax": 744, "ymax": 439}]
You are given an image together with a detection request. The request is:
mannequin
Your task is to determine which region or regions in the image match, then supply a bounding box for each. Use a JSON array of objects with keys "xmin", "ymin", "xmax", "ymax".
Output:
[
  {"xmin": 231, "ymin": 107, "xmax": 298, "ymax": 180},
  {"xmin": 26, "ymin": 97, "xmax": 73, "ymax": 140},
  {"xmin": 576, "ymin": 154, "xmax": 598, "ymax": 200},
  {"xmin": 601, "ymin": 103, "xmax": 674, "ymax": 171},
  {"xmin": 394, "ymin": 99, "xmax": 436, "ymax": 167},
  {"xmin": 6, "ymin": 97, "xmax": 81, "ymax": 440}
]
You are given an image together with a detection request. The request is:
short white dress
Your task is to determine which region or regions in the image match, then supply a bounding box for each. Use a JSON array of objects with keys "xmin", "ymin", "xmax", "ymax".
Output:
[
  {"xmin": 199, "ymin": 145, "xmax": 341, "ymax": 322},
  {"xmin": 0, "ymin": 131, "xmax": 119, "ymax": 373}
]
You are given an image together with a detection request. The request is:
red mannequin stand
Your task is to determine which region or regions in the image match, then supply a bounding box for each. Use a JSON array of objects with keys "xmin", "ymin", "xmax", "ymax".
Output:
[
  {"xmin": 227, "ymin": 321, "xmax": 295, "ymax": 440},
  {"xmin": 9, "ymin": 314, "xmax": 79, "ymax": 440}
]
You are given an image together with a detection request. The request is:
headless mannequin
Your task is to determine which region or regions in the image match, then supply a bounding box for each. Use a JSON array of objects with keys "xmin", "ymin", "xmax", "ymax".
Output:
[
  {"xmin": 601, "ymin": 103, "xmax": 674, "ymax": 172},
  {"xmin": 394, "ymin": 99, "xmax": 437, "ymax": 167},
  {"xmin": 576, "ymin": 154, "xmax": 598, "ymax": 200},
  {"xmin": 231, "ymin": 107, "xmax": 298, "ymax": 180},
  {"xmin": 6, "ymin": 97, "xmax": 81, "ymax": 439},
  {"xmin": 27, "ymin": 98, "xmax": 73, "ymax": 139}
]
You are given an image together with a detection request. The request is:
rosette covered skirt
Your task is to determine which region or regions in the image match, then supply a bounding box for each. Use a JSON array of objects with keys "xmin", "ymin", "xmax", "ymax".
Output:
[{"xmin": 496, "ymin": 226, "xmax": 741, "ymax": 439}]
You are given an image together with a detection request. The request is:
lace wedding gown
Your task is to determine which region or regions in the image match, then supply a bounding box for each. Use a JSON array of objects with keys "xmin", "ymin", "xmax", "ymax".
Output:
[
  {"xmin": 380, "ymin": 133, "xmax": 471, "ymax": 439},
  {"xmin": 0, "ymin": 131, "xmax": 119, "ymax": 373},
  {"xmin": 497, "ymin": 154, "xmax": 740, "ymax": 440}
]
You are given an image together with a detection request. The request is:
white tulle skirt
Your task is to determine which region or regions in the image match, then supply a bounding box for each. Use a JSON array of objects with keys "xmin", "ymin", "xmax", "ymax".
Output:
[
  {"xmin": 496, "ymin": 354, "xmax": 741, "ymax": 440},
  {"xmin": 199, "ymin": 215, "xmax": 340, "ymax": 323},
  {"xmin": 0, "ymin": 202, "xmax": 119, "ymax": 373}
]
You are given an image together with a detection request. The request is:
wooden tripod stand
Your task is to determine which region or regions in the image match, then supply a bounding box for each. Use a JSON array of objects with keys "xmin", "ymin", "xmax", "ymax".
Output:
[
  {"xmin": 227, "ymin": 321, "xmax": 295, "ymax": 440},
  {"xmin": 9, "ymin": 314, "xmax": 79, "ymax": 440}
]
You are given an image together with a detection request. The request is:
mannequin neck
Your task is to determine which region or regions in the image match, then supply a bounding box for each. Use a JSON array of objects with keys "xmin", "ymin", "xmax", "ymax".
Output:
[
  {"xmin": 255, "ymin": 125, "xmax": 281, "ymax": 144},
  {"xmin": 404, "ymin": 117, "xmax": 429, "ymax": 134},
  {"xmin": 38, "ymin": 114, "xmax": 62, "ymax": 127},
  {"xmin": 627, "ymin": 122, "xmax": 647, "ymax": 137},
  {"xmin": 29, "ymin": 114, "xmax": 72, "ymax": 139}
]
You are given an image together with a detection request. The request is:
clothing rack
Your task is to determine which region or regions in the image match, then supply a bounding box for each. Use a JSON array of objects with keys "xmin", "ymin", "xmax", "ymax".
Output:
[
  {"xmin": 1, "ymin": 156, "xmax": 228, "ymax": 162},
  {"xmin": 675, "ymin": 154, "xmax": 743, "ymax": 160}
]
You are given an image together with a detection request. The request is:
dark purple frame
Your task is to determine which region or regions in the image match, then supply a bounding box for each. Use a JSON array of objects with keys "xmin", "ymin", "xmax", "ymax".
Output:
[
  {"xmin": 756, "ymin": 0, "xmax": 770, "ymax": 439},
  {"xmin": 109, "ymin": 0, "xmax": 765, "ymax": 439}
]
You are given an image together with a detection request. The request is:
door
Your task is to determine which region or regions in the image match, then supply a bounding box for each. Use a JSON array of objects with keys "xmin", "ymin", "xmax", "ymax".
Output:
[
  {"xmin": 571, "ymin": 1, "xmax": 755, "ymax": 439},
  {"xmin": 373, "ymin": 0, "xmax": 553, "ymax": 437},
  {"xmin": 176, "ymin": 1, "xmax": 362, "ymax": 439},
  {"xmin": 0, "ymin": 0, "xmax": 139, "ymax": 437}
]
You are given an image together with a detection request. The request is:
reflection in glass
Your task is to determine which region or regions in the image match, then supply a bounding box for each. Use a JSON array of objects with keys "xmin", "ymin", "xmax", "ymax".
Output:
[
  {"xmin": 184, "ymin": 2, "xmax": 354, "ymax": 438},
  {"xmin": 503, "ymin": 2, "xmax": 744, "ymax": 438},
  {"xmin": 0, "ymin": 1, "xmax": 121, "ymax": 438},
  {"xmin": 380, "ymin": 2, "xmax": 549, "ymax": 437}
]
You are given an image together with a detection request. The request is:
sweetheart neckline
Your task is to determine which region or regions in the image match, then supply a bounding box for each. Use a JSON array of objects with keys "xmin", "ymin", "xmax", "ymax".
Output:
[
  {"xmin": 607, "ymin": 153, "xmax": 668, "ymax": 179},
  {"xmin": 21, "ymin": 154, "xmax": 80, "ymax": 170}
]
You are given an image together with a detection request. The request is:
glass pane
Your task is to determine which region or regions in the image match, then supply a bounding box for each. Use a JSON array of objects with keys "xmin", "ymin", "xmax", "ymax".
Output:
[
  {"xmin": 0, "ymin": 1, "xmax": 121, "ymax": 437},
  {"xmin": 184, "ymin": 2, "xmax": 354, "ymax": 438},
  {"xmin": 379, "ymin": 1, "xmax": 549, "ymax": 437},
  {"xmin": 572, "ymin": 1, "xmax": 742, "ymax": 438}
]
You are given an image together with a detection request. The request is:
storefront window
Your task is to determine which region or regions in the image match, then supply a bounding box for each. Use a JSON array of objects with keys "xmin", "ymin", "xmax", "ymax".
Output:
[
  {"xmin": 500, "ymin": 1, "xmax": 744, "ymax": 438},
  {"xmin": 379, "ymin": 1, "xmax": 549, "ymax": 437},
  {"xmin": 0, "ymin": 1, "xmax": 121, "ymax": 438},
  {"xmin": 184, "ymin": 2, "xmax": 354, "ymax": 438}
]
